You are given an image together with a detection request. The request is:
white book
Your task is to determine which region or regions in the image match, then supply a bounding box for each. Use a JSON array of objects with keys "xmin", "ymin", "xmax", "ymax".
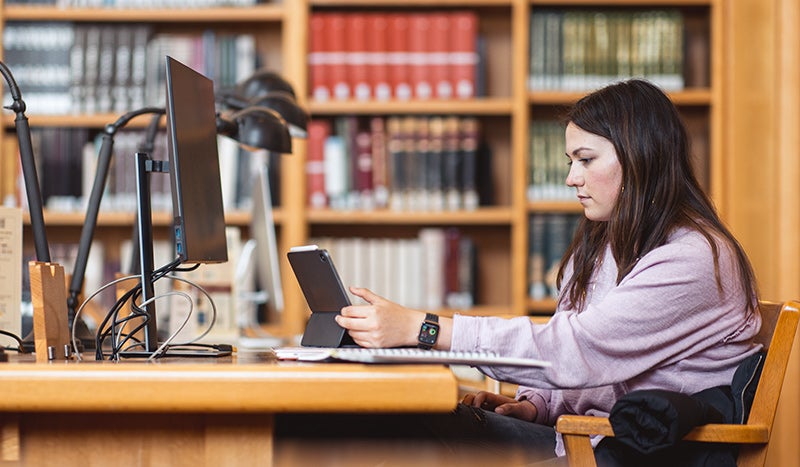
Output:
[{"xmin": 0, "ymin": 207, "xmax": 22, "ymax": 337}]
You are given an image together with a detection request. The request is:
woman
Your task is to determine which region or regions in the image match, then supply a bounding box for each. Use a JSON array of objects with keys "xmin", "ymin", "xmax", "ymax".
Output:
[{"xmin": 334, "ymin": 79, "xmax": 761, "ymax": 461}]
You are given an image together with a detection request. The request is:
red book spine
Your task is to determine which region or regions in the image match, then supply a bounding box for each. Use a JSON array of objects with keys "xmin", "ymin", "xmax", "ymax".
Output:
[
  {"xmin": 429, "ymin": 13, "xmax": 452, "ymax": 100},
  {"xmin": 387, "ymin": 13, "xmax": 411, "ymax": 101},
  {"xmin": 309, "ymin": 13, "xmax": 330, "ymax": 101},
  {"xmin": 306, "ymin": 120, "xmax": 330, "ymax": 208},
  {"xmin": 347, "ymin": 13, "xmax": 370, "ymax": 101},
  {"xmin": 328, "ymin": 13, "xmax": 350, "ymax": 100},
  {"xmin": 408, "ymin": 13, "xmax": 432, "ymax": 100},
  {"xmin": 450, "ymin": 11, "xmax": 478, "ymax": 99},
  {"xmin": 367, "ymin": 13, "xmax": 391, "ymax": 101}
]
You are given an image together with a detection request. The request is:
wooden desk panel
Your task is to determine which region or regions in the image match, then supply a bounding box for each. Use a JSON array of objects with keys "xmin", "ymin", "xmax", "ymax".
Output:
[{"xmin": 0, "ymin": 352, "xmax": 458, "ymax": 466}]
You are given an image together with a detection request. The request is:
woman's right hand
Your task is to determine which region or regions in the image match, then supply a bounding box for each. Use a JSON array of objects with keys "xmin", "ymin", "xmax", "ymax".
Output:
[{"xmin": 462, "ymin": 391, "xmax": 537, "ymax": 422}]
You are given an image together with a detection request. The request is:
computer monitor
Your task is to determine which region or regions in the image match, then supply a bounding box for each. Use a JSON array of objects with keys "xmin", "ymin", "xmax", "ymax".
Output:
[
  {"xmin": 250, "ymin": 160, "xmax": 284, "ymax": 322},
  {"xmin": 125, "ymin": 56, "xmax": 231, "ymax": 357},
  {"xmin": 165, "ymin": 55, "xmax": 228, "ymax": 264}
]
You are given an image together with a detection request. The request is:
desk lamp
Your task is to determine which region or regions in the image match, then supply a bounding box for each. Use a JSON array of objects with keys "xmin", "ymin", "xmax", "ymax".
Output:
[{"xmin": 0, "ymin": 61, "xmax": 50, "ymax": 262}]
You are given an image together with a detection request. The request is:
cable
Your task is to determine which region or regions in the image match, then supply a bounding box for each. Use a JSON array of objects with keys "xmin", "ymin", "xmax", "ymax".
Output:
[
  {"xmin": 0, "ymin": 329, "xmax": 26, "ymax": 353},
  {"xmin": 73, "ymin": 258, "xmax": 222, "ymax": 361}
]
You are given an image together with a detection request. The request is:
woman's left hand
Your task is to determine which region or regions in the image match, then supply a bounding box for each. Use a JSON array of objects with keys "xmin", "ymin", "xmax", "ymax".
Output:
[{"xmin": 335, "ymin": 287, "xmax": 425, "ymax": 348}]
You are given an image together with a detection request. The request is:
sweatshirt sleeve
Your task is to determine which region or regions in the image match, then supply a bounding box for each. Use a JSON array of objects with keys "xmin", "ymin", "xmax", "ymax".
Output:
[{"xmin": 450, "ymin": 230, "xmax": 756, "ymax": 391}]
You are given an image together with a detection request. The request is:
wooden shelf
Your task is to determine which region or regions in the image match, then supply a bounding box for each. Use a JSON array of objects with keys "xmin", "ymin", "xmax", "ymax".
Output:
[
  {"xmin": 529, "ymin": 88, "xmax": 713, "ymax": 106},
  {"xmin": 23, "ymin": 210, "xmax": 263, "ymax": 227},
  {"xmin": 2, "ymin": 5, "xmax": 285, "ymax": 22},
  {"xmin": 306, "ymin": 207, "xmax": 514, "ymax": 225},
  {"xmin": 308, "ymin": 98, "xmax": 515, "ymax": 116}
]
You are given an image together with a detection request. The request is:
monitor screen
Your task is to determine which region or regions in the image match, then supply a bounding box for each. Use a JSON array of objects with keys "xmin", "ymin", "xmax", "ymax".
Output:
[
  {"xmin": 250, "ymin": 160, "xmax": 284, "ymax": 322},
  {"xmin": 165, "ymin": 56, "xmax": 228, "ymax": 263}
]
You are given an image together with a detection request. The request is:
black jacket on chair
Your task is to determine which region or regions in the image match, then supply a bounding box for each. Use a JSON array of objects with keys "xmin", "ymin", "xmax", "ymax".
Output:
[{"xmin": 594, "ymin": 352, "xmax": 766, "ymax": 467}]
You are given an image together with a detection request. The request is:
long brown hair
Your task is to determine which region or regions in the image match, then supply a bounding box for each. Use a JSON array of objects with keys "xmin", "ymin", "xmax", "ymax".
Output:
[{"xmin": 556, "ymin": 79, "xmax": 758, "ymax": 312}]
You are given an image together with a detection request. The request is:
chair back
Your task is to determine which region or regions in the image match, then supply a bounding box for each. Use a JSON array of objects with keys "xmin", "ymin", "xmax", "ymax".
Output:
[{"xmin": 738, "ymin": 300, "xmax": 800, "ymax": 466}]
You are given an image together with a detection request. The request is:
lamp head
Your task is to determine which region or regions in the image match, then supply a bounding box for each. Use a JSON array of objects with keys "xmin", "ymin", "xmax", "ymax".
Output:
[
  {"xmin": 237, "ymin": 70, "xmax": 297, "ymax": 100},
  {"xmin": 216, "ymin": 107, "xmax": 292, "ymax": 153},
  {"xmin": 249, "ymin": 91, "xmax": 309, "ymax": 138}
]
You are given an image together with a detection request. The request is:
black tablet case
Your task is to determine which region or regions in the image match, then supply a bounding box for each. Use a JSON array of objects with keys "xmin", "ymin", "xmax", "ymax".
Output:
[{"xmin": 287, "ymin": 248, "xmax": 357, "ymax": 347}]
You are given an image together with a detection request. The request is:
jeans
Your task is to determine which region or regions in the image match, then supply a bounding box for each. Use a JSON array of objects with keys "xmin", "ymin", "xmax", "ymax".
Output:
[{"xmin": 276, "ymin": 403, "xmax": 558, "ymax": 465}]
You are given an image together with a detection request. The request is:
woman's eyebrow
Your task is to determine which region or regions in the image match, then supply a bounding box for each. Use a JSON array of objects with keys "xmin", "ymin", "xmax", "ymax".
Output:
[{"xmin": 567, "ymin": 147, "xmax": 593, "ymax": 156}]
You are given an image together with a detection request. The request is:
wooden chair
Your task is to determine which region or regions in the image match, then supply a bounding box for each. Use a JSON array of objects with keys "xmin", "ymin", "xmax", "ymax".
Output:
[{"xmin": 556, "ymin": 300, "xmax": 800, "ymax": 467}]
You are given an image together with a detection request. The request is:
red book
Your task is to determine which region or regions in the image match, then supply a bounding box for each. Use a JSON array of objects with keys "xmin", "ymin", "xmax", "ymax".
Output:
[
  {"xmin": 327, "ymin": 13, "xmax": 349, "ymax": 100},
  {"xmin": 429, "ymin": 13, "xmax": 452, "ymax": 100},
  {"xmin": 450, "ymin": 11, "xmax": 478, "ymax": 99},
  {"xmin": 387, "ymin": 13, "xmax": 411, "ymax": 101},
  {"xmin": 308, "ymin": 13, "xmax": 330, "ymax": 101},
  {"xmin": 408, "ymin": 13, "xmax": 432, "ymax": 100},
  {"xmin": 367, "ymin": 13, "xmax": 391, "ymax": 101},
  {"xmin": 346, "ymin": 13, "xmax": 370, "ymax": 101},
  {"xmin": 306, "ymin": 120, "xmax": 330, "ymax": 208}
]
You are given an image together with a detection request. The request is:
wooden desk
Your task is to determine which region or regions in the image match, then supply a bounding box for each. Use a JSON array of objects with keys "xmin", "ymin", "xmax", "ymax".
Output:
[{"xmin": 0, "ymin": 351, "xmax": 458, "ymax": 466}]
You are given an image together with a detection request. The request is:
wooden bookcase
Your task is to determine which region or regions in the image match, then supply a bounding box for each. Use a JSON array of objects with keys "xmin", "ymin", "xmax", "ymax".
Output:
[{"xmin": 0, "ymin": 0, "xmax": 724, "ymax": 337}]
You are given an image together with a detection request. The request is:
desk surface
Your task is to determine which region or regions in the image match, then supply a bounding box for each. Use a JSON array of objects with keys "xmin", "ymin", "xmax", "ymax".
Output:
[{"xmin": 0, "ymin": 350, "xmax": 459, "ymax": 414}]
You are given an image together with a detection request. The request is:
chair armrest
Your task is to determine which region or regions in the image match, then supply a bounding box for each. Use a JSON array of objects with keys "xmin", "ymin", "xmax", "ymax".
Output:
[
  {"xmin": 555, "ymin": 415, "xmax": 615, "ymax": 436},
  {"xmin": 556, "ymin": 415, "xmax": 769, "ymax": 444},
  {"xmin": 683, "ymin": 424, "xmax": 769, "ymax": 443}
]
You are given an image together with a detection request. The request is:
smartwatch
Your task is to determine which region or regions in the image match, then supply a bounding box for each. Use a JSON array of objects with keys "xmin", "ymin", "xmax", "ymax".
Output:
[{"xmin": 417, "ymin": 313, "xmax": 440, "ymax": 350}]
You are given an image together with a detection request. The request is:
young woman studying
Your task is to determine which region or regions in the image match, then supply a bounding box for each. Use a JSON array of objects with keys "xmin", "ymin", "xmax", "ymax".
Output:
[{"xmin": 332, "ymin": 79, "xmax": 762, "ymax": 462}]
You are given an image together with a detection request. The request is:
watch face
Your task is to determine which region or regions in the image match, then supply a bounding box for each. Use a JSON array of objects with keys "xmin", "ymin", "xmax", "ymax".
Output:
[{"xmin": 418, "ymin": 322, "xmax": 439, "ymax": 345}]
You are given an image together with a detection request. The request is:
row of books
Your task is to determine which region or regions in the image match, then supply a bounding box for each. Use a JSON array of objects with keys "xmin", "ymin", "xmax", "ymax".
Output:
[
  {"xmin": 307, "ymin": 115, "xmax": 489, "ymax": 212},
  {"xmin": 527, "ymin": 119, "xmax": 571, "ymax": 202},
  {"xmin": 529, "ymin": 9, "xmax": 685, "ymax": 92},
  {"xmin": 2, "ymin": 127, "xmax": 278, "ymax": 215},
  {"xmin": 528, "ymin": 213, "xmax": 582, "ymax": 301},
  {"xmin": 6, "ymin": 0, "xmax": 259, "ymax": 7},
  {"xmin": 309, "ymin": 11, "xmax": 481, "ymax": 102},
  {"xmin": 2, "ymin": 22, "xmax": 256, "ymax": 116},
  {"xmin": 312, "ymin": 228, "xmax": 477, "ymax": 312}
]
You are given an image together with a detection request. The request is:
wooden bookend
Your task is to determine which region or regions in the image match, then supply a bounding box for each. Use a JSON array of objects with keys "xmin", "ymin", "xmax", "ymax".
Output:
[{"xmin": 28, "ymin": 261, "xmax": 71, "ymax": 362}]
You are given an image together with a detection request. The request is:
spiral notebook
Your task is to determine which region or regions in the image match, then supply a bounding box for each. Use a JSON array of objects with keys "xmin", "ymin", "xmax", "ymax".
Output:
[{"xmin": 273, "ymin": 347, "xmax": 550, "ymax": 368}]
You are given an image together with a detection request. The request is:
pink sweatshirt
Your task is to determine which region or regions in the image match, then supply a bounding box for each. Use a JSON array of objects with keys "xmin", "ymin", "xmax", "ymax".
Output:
[{"xmin": 451, "ymin": 227, "xmax": 760, "ymax": 453}]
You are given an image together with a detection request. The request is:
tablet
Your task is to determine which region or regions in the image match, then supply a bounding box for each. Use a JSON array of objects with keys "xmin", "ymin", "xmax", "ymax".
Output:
[{"xmin": 287, "ymin": 245, "xmax": 357, "ymax": 347}]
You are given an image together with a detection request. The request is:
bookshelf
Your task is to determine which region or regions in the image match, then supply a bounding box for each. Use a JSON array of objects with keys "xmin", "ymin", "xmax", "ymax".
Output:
[{"xmin": 0, "ymin": 0, "xmax": 723, "ymax": 335}]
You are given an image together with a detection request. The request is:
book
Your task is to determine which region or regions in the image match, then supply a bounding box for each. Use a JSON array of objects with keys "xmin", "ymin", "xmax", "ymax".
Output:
[
  {"xmin": 306, "ymin": 120, "xmax": 330, "ymax": 209},
  {"xmin": 327, "ymin": 13, "xmax": 350, "ymax": 100},
  {"xmin": 387, "ymin": 13, "xmax": 412, "ymax": 100},
  {"xmin": 429, "ymin": 13, "xmax": 452, "ymax": 99},
  {"xmin": 367, "ymin": 14, "xmax": 391, "ymax": 101},
  {"xmin": 346, "ymin": 13, "xmax": 370, "ymax": 101},
  {"xmin": 459, "ymin": 117, "xmax": 480, "ymax": 210},
  {"xmin": 0, "ymin": 206, "xmax": 22, "ymax": 338},
  {"xmin": 369, "ymin": 116, "xmax": 390, "ymax": 208},
  {"xmin": 353, "ymin": 129, "xmax": 375, "ymax": 209},
  {"xmin": 450, "ymin": 11, "xmax": 479, "ymax": 99},
  {"xmin": 323, "ymin": 135, "xmax": 348, "ymax": 210},
  {"xmin": 386, "ymin": 116, "xmax": 408, "ymax": 210},
  {"xmin": 308, "ymin": 13, "xmax": 330, "ymax": 101},
  {"xmin": 442, "ymin": 116, "xmax": 462, "ymax": 210},
  {"xmin": 408, "ymin": 14, "xmax": 432, "ymax": 100}
]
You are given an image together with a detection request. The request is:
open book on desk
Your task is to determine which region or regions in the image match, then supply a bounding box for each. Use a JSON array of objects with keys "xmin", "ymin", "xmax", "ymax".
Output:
[{"xmin": 273, "ymin": 347, "xmax": 551, "ymax": 368}]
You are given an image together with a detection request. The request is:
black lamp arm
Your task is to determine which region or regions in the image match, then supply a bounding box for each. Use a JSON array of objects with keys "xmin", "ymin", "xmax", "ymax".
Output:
[
  {"xmin": 67, "ymin": 107, "xmax": 164, "ymax": 316},
  {"xmin": 0, "ymin": 60, "xmax": 50, "ymax": 262}
]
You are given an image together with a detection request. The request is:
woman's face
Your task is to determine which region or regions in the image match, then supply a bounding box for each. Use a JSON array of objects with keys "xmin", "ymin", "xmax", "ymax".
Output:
[{"xmin": 564, "ymin": 122, "xmax": 623, "ymax": 221}]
